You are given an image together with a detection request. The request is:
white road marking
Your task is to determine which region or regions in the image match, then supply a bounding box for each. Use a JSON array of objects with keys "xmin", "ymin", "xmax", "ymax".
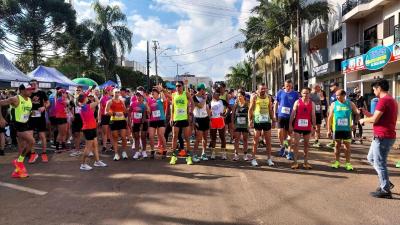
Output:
[{"xmin": 0, "ymin": 181, "xmax": 48, "ymax": 196}]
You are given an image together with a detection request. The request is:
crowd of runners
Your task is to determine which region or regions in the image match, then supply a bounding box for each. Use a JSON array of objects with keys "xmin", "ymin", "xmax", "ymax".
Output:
[{"xmin": 0, "ymin": 78, "xmax": 398, "ymax": 198}]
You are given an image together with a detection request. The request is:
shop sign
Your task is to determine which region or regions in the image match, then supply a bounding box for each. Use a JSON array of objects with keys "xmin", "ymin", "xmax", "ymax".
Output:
[
  {"xmin": 364, "ymin": 46, "xmax": 391, "ymax": 70},
  {"xmin": 313, "ymin": 63, "xmax": 328, "ymax": 76},
  {"xmin": 341, "ymin": 55, "xmax": 365, "ymax": 73}
]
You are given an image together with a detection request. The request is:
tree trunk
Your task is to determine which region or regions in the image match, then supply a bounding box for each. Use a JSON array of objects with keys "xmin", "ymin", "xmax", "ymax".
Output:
[
  {"xmin": 290, "ymin": 23, "xmax": 296, "ymax": 86},
  {"xmin": 297, "ymin": 7, "xmax": 304, "ymax": 91},
  {"xmin": 252, "ymin": 51, "xmax": 257, "ymax": 91}
]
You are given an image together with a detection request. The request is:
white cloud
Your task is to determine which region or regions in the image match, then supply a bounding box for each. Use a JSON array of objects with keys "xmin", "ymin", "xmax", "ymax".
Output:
[{"xmin": 74, "ymin": 0, "xmax": 126, "ymax": 22}]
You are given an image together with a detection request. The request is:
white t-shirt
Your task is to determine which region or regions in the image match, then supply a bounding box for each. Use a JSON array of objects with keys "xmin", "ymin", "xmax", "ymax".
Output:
[
  {"xmin": 193, "ymin": 96, "xmax": 208, "ymax": 118},
  {"xmin": 210, "ymin": 100, "xmax": 224, "ymax": 118}
]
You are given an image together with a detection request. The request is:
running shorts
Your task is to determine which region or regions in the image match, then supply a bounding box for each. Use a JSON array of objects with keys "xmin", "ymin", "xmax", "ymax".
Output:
[
  {"xmin": 149, "ymin": 120, "xmax": 165, "ymax": 128},
  {"xmin": 29, "ymin": 116, "xmax": 47, "ymax": 132},
  {"xmin": 225, "ymin": 113, "xmax": 232, "ymax": 124},
  {"xmin": 235, "ymin": 128, "xmax": 249, "ymax": 133},
  {"xmin": 55, "ymin": 118, "xmax": 67, "ymax": 125},
  {"xmin": 210, "ymin": 117, "xmax": 225, "ymax": 130},
  {"xmin": 100, "ymin": 115, "xmax": 111, "ymax": 126},
  {"xmin": 333, "ymin": 131, "xmax": 352, "ymax": 142},
  {"xmin": 278, "ymin": 117, "xmax": 290, "ymax": 130},
  {"xmin": 15, "ymin": 122, "xmax": 32, "ymax": 132},
  {"xmin": 316, "ymin": 113, "xmax": 322, "ymax": 125},
  {"xmin": 49, "ymin": 117, "xmax": 57, "ymax": 126},
  {"xmin": 132, "ymin": 122, "xmax": 148, "ymax": 132},
  {"xmin": 294, "ymin": 130, "xmax": 311, "ymax": 136},
  {"xmin": 173, "ymin": 120, "xmax": 189, "ymax": 128},
  {"xmin": 254, "ymin": 122, "xmax": 272, "ymax": 132},
  {"xmin": 110, "ymin": 120, "xmax": 127, "ymax": 131},
  {"xmin": 72, "ymin": 116, "xmax": 83, "ymax": 133},
  {"xmin": 194, "ymin": 117, "xmax": 210, "ymax": 131},
  {"xmin": 83, "ymin": 128, "xmax": 97, "ymax": 140}
]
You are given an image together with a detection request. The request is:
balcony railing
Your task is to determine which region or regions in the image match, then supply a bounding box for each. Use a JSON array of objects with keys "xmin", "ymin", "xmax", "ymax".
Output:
[
  {"xmin": 342, "ymin": 0, "xmax": 372, "ymax": 16},
  {"xmin": 395, "ymin": 24, "xmax": 400, "ymax": 43},
  {"xmin": 343, "ymin": 39, "xmax": 383, "ymax": 59}
]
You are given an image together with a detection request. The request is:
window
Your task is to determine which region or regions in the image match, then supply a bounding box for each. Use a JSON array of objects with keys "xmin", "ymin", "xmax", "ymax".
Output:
[
  {"xmin": 331, "ymin": 27, "xmax": 342, "ymax": 45},
  {"xmin": 384, "ymin": 16, "xmax": 395, "ymax": 38}
]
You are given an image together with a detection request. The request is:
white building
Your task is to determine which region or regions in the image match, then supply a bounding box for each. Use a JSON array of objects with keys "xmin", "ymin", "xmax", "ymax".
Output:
[
  {"xmin": 117, "ymin": 58, "xmax": 147, "ymax": 74},
  {"xmin": 163, "ymin": 73, "xmax": 213, "ymax": 89}
]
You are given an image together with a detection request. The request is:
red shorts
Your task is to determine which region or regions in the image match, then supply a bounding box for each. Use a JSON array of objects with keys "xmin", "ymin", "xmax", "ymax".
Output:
[{"xmin": 210, "ymin": 117, "xmax": 225, "ymax": 130}]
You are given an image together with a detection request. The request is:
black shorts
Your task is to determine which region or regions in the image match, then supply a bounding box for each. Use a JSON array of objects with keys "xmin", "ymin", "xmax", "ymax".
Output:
[
  {"xmin": 173, "ymin": 120, "xmax": 189, "ymax": 128},
  {"xmin": 235, "ymin": 128, "xmax": 249, "ymax": 133},
  {"xmin": 83, "ymin": 129, "xmax": 97, "ymax": 140},
  {"xmin": 333, "ymin": 131, "xmax": 352, "ymax": 142},
  {"xmin": 322, "ymin": 110, "xmax": 327, "ymax": 118},
  {"xmin": 110, "ymin": 120, "xmax": 127, "ymax": 131},
  {"xmin": 72, "ymin": 115, "xmax": 83, "ymax": 133},
  {"xmin": 29, "ymin": 116, "xmax": 47, "ymax": 132},
  {"xmin": 0, "ymin": 127, "xmax": 5, "ymax": 133},
  {"xmin": 149, "ymin": 120, "xmax": 165, "ymax": 128},
  {"xmin": 132, "ymin": 122, "xmax": 148, "ymax": 132},
  {"xmin": 15, "ymin": 122, "xmax": 32, "ymax": 132},
  {"xmin": 49, "ymin": 117, "xmax": 57, "ymax": 126},
  {"xmin": 194, "ymin": 117, "xmax": 210, "ymax": 131},
  {"xmin": 254, "ymin": 123, "xmax": 272, "ymax": 132},
  {"xmin": 278, "ymin": 117, "xmax": 290, "ymax": 130},
  {"xmin": 294, "ymin": 130, "xmax": 312, "ymax": 135},
  {"xmin": 316, "ymin": 113, "xmax": 322, "ymax": 125},
  {"xmin": 225, "ymin": 113, "xmax": 232, "ymax": 124},
  {"xmin": 55, "ymin": 118, "xmax": 67, "ymax": 125},
  {"xmin": 101, "ymin": 115, "xmax": 111, "ymax": 126}
]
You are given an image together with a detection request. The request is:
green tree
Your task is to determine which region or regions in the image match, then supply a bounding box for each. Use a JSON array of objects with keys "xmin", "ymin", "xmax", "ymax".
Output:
[
  {"xmin": 0, "ymin": 0, "xmax": 19, "ymax": 50},
  {"xmin": 226, "ymin": 60, "xmax": 254, "ymax": 91},
  {"xmin": 5, "ymin": 0, "xmax": 76, "ymax": 67},
  {"xmin": 85, "ymin": 1, "xmax": 133, "ymax": 80}
]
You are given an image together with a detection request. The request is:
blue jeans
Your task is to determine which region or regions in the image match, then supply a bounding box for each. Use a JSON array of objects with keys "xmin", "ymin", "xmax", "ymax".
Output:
[{"xmin": 367, "ymin": 138, "xmax": 395, "ymax": 191}]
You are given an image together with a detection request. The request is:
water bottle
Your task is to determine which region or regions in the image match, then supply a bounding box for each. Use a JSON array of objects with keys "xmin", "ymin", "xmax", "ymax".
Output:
[{"xmin": 370, "ymin": 97, "xmax": 379, "ymax": 114}]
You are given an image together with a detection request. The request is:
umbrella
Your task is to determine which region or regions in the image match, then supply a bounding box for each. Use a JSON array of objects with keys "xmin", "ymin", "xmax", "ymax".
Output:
[{"xmin": 72, "ymin": 77, "xmax": 98, "ymax": 87}]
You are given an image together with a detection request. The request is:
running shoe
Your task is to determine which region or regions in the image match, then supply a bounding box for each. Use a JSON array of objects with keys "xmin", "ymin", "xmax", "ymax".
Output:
[
  {"xmin": 121, "ymin": 151, "xmax": 128, "ymax": 160},
  {"xmin": 80, "ymin": 164, "xmax": 93, "ymax": 171},
  {"xmin": 278, "ymin": 147, "xmax": 286, "ymax": 157},
  {"xmin": 266, "ymin": 158, "xmax": 274, "ymax": 167},
  {"xmin": 113, "ymin": 154, "xmax": 120, "ymax": 161},
  {"xmin": 221, "ymin": 152, "xmax": 227, "ymax": 160},
  {"xmin": 210, "ymin": 151, "xmax": 216, "ymax": 160},
  {"xmin": 232, "ymin": 153, "xmax": 240, "ymax": 161},
  {"xmin": 251, "ymin": 159, "xmax": 258, "ymax": 167},
  {"xmin": 331, "ymin": 160, "xmax": 340, "ymax": 169},
  {"xmin": 376, "ymin": 182, "xmax": 395, "ymax": 192},
  {"xmin": 192, "ymin": 155, "xmax": 200, "ymax": 163},
  {"xmin": 312, "ymin": 142, "xmax": 321, "ymax": 148},
  {"xmin": 396, "ymin": 161, "xmax": 400, "ymax": 168},
  {"xmin": 201, "ymin": 153, "xmax": 208, "ymax": 161},
  {"xmin": 178, "ymin": 149, "xmax": 187, "ymax": 157},
  {"xmin": 69, "ymin": 151, "xmax": 82, "ymax": 157},
  {"xmin": 291, "ymin": 163, "xmax": 299, "ymax": 169},
  {"xmin": 28, "ymin": 153, "xmax": 38, "ymax": 164},
  {"xmin": 13, "ymin": 160, "xmax": 27, "ymax": 174},
  {"xmin": 286, "ymin": 152, "xmax": 294, "ymax": 160},
  {"xmin": 283, "ymin": 140, "xmax": 289, "ymax": 149},
  {"xmin": 170, "ymin": 155, "xmax": 178, "ymax": 165},
  {"xmin": 303, "ymin": 163, "xmax": 312, "ymax": 170},
  {"xmin": 142, "ymin": 151, "xmax": 148, "ymax": 159},
  {"xmin": 327, "ymin": 142, "xmax": 335, "ymax": 149},
  {"xmin": 186, "ymin": 156, "xmax": 193, "ymax": 165},
  {"xmin": 243, "ymin": 154, "xmax": 252, "ymax": 161},
  {"xmin": 88, "ymin": 152, "xmax": 94, "ymax": 157},
  {"xmin": 133, "ymin": 151, "xmax": 141, "ymax": 159},
  {"xmin": 345, "ymin": 162, "xmax": 354, "ymax": 171},
  {"xmin": 94, "ymin": 160, "xmax": 107, "ymax": 167},
  {"xmin": 41, "ymin": 153, "xmax": 49, "ymax": 163},
  {"xmin": 11, "ymin": 170, "xmax": 28, "ymax": 178}
]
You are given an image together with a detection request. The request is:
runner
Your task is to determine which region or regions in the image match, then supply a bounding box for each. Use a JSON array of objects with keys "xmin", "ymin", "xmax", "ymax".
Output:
[
  {"xmin": 231, "ymin": 91, "xmax": 251, "ymax": 161},
  {"xmin": 274, "ymin": 80, "xmax": 299, "ymax": 160},
  {"xmin": 70, "ymin": 86, "xmax": 84, "ymax": 157},
  {"xmin": 106, "ymin": 88, "xmax": 128, "ymax": 161},
  {"xmin": 209, "ymin": 91, "xmax": 227, "ymax": 160},
  {"xmin": 327, "ymin": 82, "xmax": 340, "ymax": 148},
  {"xmin": 99, "ymin": 86, "xmax": 113, "ymax": 152},
  {"xmin": 227, "ymin": 89, "xmax": 235, "ymax": 144},
  {"xmin": 327, "ymin": 89, "xmax": 359, "ymax": 171},
  {"xmin": 169, "ymin": 81, "xmax": 194, "ymax": 165},
  {"xmin": 309, "ymin": 84, "xmax": 323, "ymax": 148},
  {"xmin": 28, "ymin": 79, "xmax": 50, "ymax": 163},
  {"xmin": 289, "ymin": 88, "xmax": 316, "ymax": 169},
  {"xmin": 360, "ymin": 79, "xmax": 398, "ymax": 199},
  {"xmin": 54, "ymin": 89, "xmax": 69, "ymax": 153},
  {"xmin": 0, "ymin": 84, "xmax": 35, "ymax": 178},
  {"xmin": 78, "ymin": 93, "xmax": 107, "ymax": 170},
  {"xmin": 351, "ymin": 88, "xmax": 367, "ymax": 144},
  {"xmin": 192, "ymin": 83, "xmax": 210, "ymax": 162},
  {"xmin": 249, "ymin": 84, "xmax": 275, "ymax": 167},
  {"xmin": 148, "ymin": 85, "xmax": 168, "ymax": 159},
  {"xmin": 320, "ymin": 90, "xmax": 328, "ymax": 127},
  {"xmin": 48, "ymin": 87, "xmax": 60, "ymax": 148},
  {"xmin": 129, "ymin": 90, "xmax": 148, "ymax": 159}
]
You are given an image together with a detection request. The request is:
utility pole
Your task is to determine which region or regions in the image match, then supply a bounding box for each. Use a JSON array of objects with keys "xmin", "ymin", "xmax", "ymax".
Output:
[
  {"xmin": 146, "ymin": 40, "xmax": 150, "ymax": 91},
  {"xmin": 152, "ymin": 40, "xmax": 159, "ymax": 84}
]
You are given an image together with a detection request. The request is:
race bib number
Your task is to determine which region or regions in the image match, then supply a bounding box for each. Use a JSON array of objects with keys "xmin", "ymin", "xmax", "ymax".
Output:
[
  {"xmin": 322, "ymin": 105, "xmax": 326, "ymax": 111},
  {"xmin": 21, "ymin": 114, "xmax": 30, "ymax": 123},
  {"xmin": 337, "ymin": 118, "xmax": 349, "ymax": 126},
  {"xmin": 298, "ymin": 119, "xmax": 309, "ymax": 127},
  {"xmin": 133, "ymin": 112, "xmax": 142, "ymax": 119},
  {"xmin": 237, "ymin": 117, "xmax": 246, "ymax": 125},
  {"xmin": 177, "ymin": 108, "xmax": 186, "ymax": 115},
  {"xmin": 315, "ymin": 105, "xmax": 321, "ymax": 112},
  {"xmin": 75, "ymin": 107, "xmax": 81, "ymax": 114},
  {"xmin": 115, "ymin": 112, "xmax": 125, "ymax": 119},
  {"xmin": 31, "ymin": 110, "xmax": 41, "ymax": 118},
  {"xmin": 259, "ymin": 114, "xmax": 270, "ymax": 122},
  {"xmin": 281, "ymin": 107, "xmax": 290, "ymax": 114},
  {"xmin": 152, "ymin": 110, "xmax": 161, "ymax": 118}
]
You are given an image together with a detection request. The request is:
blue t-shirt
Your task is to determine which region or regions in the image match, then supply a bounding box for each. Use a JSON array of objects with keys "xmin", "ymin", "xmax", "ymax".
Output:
[
  {"xmin": 276, "ymin": 90, "xmax": 299, "ymax": 118},
  {"xmin": 330, "ymin": 93, "xmax": 337, "ymax": 104}
]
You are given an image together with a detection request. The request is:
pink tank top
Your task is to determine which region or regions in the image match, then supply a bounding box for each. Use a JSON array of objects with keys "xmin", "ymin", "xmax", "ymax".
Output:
[
  {"xmin": 294, "ymin": 98, "xmax": 312, "ymax": 131},
  {"xmin": 80, "ymin": 104, "xmax": 96, "ymax": 130},
  {"xmin": 55, "ymin": 97, "xmax": 67, "ymax": 119},
  {"xmin": 100, "ymin": 95, "xmax": 110, "ymax": 116},
  {"xmin": 130, "ymin": 100, "xmax": 146, "ymax": 124}
]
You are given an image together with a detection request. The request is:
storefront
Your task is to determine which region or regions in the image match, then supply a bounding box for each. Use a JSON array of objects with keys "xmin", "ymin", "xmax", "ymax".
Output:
[{"xmin": 310, "ymin": 59, "xmax": 343, "ymax": 95}]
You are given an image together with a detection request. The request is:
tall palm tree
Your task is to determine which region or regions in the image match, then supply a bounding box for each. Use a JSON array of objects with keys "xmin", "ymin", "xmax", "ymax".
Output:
[
  {"xmin": 85, "ymin": 1, "xmax": 132, "ymax": 80},
  {"xmin": 226, "ymin": 60, "xmax": 253, "ymax": 91}
]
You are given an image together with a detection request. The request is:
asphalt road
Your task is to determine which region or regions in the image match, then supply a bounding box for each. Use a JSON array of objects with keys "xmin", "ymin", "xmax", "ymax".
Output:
[{"xmin": 0, "ymin": 128, "xmax": 400, "ymax": 225}]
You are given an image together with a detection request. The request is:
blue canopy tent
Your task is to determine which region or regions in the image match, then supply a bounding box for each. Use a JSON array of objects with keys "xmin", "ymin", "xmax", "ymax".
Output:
[
  {"xmin": 0, "ymin": 54, "xmax": 32, "ymax": 88},
  {"xmin": 28, "ymin": 66, "xmax": 82, "ymax": 90},
  {"xmin": 99, "ymin": 80, "xmax": 118, "ymax": 89}
]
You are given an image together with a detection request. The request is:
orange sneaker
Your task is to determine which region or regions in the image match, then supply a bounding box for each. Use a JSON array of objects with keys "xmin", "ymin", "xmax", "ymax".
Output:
[
  {"xmin": 178, "ymin": 149, "xmax": 187, "ymax": 157},
  {"xmin": 41, "ymin": 153, "xmax": 49, "ymax": 163},
  {"xmin": 13, "ymin": 159, "xmax": 27, "ymax": 174},
  {"xmin": 11, "ymin": 170, "xmax": 29, "ymax": 178},
  {"xmin": 28, "ymin": 153, "xmax": 38, "ymax": 164}
]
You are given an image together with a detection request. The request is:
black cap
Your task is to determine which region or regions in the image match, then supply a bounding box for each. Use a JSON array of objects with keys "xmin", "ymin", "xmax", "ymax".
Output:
[{"xmin": 330, "ymin": 82, "xmax": 339, "ymax": 87}]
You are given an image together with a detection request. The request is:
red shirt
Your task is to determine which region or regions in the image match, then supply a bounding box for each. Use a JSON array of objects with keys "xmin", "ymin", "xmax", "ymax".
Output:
[
  {"xmin": 294, "ymin": 98, "xmax": 313, "ymax": 131},
  {"xmin": 80, "ymin": 104, "xmax": 96, "ymax": 130},
  {"xmin": 374, "ymin": 95, "xmax": 398, "ymax": 139}
]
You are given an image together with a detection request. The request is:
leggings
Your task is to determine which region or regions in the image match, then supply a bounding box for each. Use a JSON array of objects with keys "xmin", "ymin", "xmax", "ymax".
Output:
[
  {"xmin": 165, "ymin": 122, "xmax": 184, "ymax": 149},
  {"xmin": 210, "ymin": 127, "xmax": 226, "ymax": 149}
]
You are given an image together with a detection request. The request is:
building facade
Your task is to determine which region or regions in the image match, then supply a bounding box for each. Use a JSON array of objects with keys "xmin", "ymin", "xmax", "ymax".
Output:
[{"xmin": 163, "ymin": 73, "xmax": 213, "ymax": 89}]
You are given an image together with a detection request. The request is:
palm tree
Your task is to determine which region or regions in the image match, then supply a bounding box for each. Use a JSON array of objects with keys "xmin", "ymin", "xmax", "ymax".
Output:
[
  {"xmin": 85, "ymin": 1, "xmax": 132, "ymax": 80},
  {"xmin": 226, "ymin": 60, "xmax": 253, "ymax": 91}
]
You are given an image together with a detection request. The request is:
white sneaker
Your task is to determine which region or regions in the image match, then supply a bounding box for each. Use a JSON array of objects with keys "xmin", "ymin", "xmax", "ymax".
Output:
[
  {"xmin": 251, "ymin": 159, "xmax": 258, "ymax": 167},
  {"xmin": 232, "ymin": 153, "xmax": 240, "ymax": 161},
  {"xmin": 142, "ymin": 151, "xmax": 148, "ymax": 158},
  {"xmin": 221, "ymin": 152, "xmax": 227, "ymax": 160},
  {"xmin": 266, "ymin": 158, "xmax": 275, "ymax": 167},
  {"xmin": 133, "ymin": 151, "xmax": 141, "ymax": 160},
  {"xmin": 243, "ymin": 154, "xmax": 252, "ymax": 161},
  {"xmin": 94, "ymin": 160, "xmax": 107, "ymax": 167},
  {"xmin": 121, "ymin": 151, "xmax": 128, "ymax": 160},
  {"xmin": 69, "ymin": 151, "xmax": 81, "ymax": 157},
  {"xmin": 113, "ymin": 154, "xmax": 120, "ymax": 161},
  {"xmin": 210, "ymin": 151, "xmax": 216, "ymax": 160},
  {"xmin": 88, "ymin": 152, "xmax": 94, "ymax": 157},
  {"xmin": 80, "ymin": 164, "xmax": 93, "ymax": 171}
]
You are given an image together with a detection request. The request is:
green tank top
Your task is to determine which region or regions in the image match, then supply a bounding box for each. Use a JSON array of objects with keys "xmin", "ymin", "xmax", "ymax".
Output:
[
  {"xmin": 173, "ymin": 91, "xmax": 188, "ymax": 121},
  {"xmin": 254, "ymin": 96, "xmax": 271, "ymax": 124},
  {"xmin": 12, "ymin": 95, "xmax": 32, "ymax": 123},
  {"xmin": 333, "ymin": 100, "xmax": 352, "ymax": 132}
]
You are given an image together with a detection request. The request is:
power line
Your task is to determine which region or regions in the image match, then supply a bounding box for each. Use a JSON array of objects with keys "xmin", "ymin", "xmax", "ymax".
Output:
[{"xmin": 156, "ymin": 0, "xmax": 252, "ymax": 14}]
